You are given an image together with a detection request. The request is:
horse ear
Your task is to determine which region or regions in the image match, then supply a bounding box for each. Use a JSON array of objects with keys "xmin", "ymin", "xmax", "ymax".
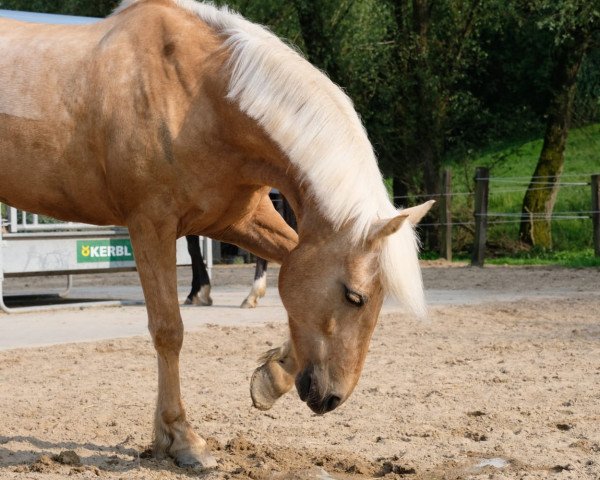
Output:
[
  {"xmin": 368, "ymin": 200, "xmax": 436, "ymax": 245},
  {"xmin": 368, "ymin": 200, "xmax": 435, "ymax": 244},
  {"xmin": 400, "ymin": 200, "xmax": 436, "ymax": 225},
  {"xmin": 368, "ymin": 214, "xmax": 409, "ymax": 245}
]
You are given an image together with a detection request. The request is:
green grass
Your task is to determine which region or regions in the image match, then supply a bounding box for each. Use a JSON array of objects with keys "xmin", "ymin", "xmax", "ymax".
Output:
[
  {"xmin": 446, "ymin": 123, "xmax": 600, "ymax": 257},
  {"xmin": 420, "ymin": 250, "xmax": 600, "ymax": 267},
  {"xmin": 486, "ymin": 249, "xmax": 600, "ymax": 268},
  {"xmin": 458, "ymin": 123, "xmax": 600, "ymax": 178}
]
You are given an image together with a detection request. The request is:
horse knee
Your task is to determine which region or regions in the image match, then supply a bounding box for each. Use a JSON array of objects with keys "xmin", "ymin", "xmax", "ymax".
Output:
[{"xmin": 150, "ymin": 321, "xmax": 184, "ymax": 352}]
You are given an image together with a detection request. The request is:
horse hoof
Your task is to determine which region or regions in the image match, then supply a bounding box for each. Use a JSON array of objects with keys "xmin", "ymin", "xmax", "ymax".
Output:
[
  {"xmin": 240, "ymin": 298, "xmax": 257, "ymax": 309},
  {"xmin": 184, "ymin": 295, "xmax": 213, "ymax": 306},
  {"xmin": 250, "ymin": 360, "xmax": 294, "ymax": 410},
  {"xmin": 174, "ymin": 450, "xmax": 217, "ymax": 471},
  {"xmin": 198, "ymin": 286, "xmax": 213, "ymax": 306},
  {"xmin": 250, "ymin": 367, "xmax": 275, "ymax": 410},
  {"xmin": 198, "ymin": 297, "xmax": 213, "ymax": 306}
]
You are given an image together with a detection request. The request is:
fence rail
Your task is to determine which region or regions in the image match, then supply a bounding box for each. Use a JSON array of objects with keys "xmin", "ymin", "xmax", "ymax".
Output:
[
  {"xmin": 1, "ymin": 206, "xmax": 124, "ymax": 234},
  {"xmin": 3, "ymin": 170, "xmax": 598, "ymax": 269},
  {"xmin": 408, "ymin": 168, "xmax": 600, "ymax": 266}
]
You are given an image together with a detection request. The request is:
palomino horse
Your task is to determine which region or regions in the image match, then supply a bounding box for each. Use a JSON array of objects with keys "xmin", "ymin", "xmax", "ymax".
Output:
[{"xmin": 0, "ymin": 0, "xmax": 433, "ymax": 470}]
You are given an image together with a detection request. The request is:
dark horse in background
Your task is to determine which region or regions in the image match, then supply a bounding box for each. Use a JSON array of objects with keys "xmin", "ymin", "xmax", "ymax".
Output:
[{"xmin": 185, "ymin": 192, "xmax": 296, "ymax": 308}]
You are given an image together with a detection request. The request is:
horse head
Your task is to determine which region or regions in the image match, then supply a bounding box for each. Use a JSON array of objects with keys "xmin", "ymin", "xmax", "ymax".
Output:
[{"xmin": 278, "ymin": 201, "xmax": 434, "ymax": 414}]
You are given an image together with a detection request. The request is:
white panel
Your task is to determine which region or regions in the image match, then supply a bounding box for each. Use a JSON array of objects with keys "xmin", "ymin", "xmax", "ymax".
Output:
[{"xmin": 1, "ymin": 235, "xmax": 192, "ymax": 275}]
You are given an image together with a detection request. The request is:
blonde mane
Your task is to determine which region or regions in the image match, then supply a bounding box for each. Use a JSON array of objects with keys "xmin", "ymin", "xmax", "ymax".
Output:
[{"xmin": 116, "ymin": 0, "xmax": 426, "ymax": 316}]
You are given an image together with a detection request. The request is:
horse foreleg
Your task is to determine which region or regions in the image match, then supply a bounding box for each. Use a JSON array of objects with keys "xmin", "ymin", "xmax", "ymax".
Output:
[
  {"xmin": 216, "ymin": 195, "xmax": 297, "ymax": 262},
  {"xmin": 250, "ymin": 341, "xmax": 298, "ymax": 410},
  {"xmin": 215, "ymin": 196, "xmax": 299, "ymax": 408},
  {"xmin": 184, "ymin": 235, "xmax": 213, "ymax": 306},
  {"xmin": 240, "ymin": 257, "xmax": 268, "ymax": 308},
  {"xmin": 130, "ymin": 219, "xmax": 216, "ymax": 470}
]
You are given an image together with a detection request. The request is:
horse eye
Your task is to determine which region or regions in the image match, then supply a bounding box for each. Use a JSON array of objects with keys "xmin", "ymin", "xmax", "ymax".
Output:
[{"xmin": 344, "ymin": 286, "xmax": 365, "ymax": 307}]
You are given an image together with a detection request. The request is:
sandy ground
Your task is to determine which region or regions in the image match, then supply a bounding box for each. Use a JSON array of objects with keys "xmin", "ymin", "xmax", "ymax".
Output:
[{"xmin": 0, "ymin": 265, "xmax": 599, "ymax": 479}]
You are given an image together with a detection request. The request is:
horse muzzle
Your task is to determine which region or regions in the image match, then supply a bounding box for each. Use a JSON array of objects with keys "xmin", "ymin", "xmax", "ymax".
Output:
[{"xmin": 295, "ymin": 365, "xmax": 342, "ymax": 415}]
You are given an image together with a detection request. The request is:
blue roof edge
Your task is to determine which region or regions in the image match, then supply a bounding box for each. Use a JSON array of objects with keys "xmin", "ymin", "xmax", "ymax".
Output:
[{"xmin": 0, "ymin": 9, "xmax": 100, "ymax": 25}]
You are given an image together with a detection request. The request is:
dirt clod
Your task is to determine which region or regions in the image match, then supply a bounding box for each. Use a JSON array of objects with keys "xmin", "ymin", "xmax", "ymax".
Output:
[
  {"xmin": 467, "ymin": 410, "xmax": 487, "ymax": 417},
  {"xmin": 139, "ymin": 448, "xmax": 153, "ymax": 459},
  {"xmin": 30, "ymin": 457, "xmax": 53, "ymax": 473},
  {"xmin": 551, "ymin": 464, "xmax": 573, "ymax": 472},
  {"xmin": 465, "ymin": 431, "xmax": 488, "ymax": 442},
  {"xmin": 556, "ymin": 423, "xmax": 573, "ymax": 431},
  {"xmin": 35, "ymin": 454, "xmax": 53, "ymax": 466},
  {"xmin": 52, "ymin": 450, "xmax": 81, "ymax": 466},
  {"xmin": 377, "ymin": 460, "xmax": 416, "ymax": 476}
]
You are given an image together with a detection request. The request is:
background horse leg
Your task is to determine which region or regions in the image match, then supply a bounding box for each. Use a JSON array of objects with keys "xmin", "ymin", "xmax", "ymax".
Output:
[
  {"xmin": 240, "ymin": 257, "xmax": 268, "ymax": 308},
  {"xmin": 239, "ymin": 192, "xmax": 296, "ymax": 309},
  {"xmin": 184, "ymin": 235, "xmax": 212, "ymax": 306},
  {"xmin": 129, "ymin": 219, "xmax": 216, "ymax": 470}
]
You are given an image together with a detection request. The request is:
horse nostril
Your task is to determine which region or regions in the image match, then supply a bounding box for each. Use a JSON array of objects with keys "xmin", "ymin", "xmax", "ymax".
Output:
[
  {"xmin": 307, "ymin": 394, "xmax": 342, "ymax": 414},
  {"xmin": 295, "ymin": 366, "xmax": 313, "ymax": 401},
  {"xmin": 324, "ymin": 395, "xmax": 341, "ymax": 413}
]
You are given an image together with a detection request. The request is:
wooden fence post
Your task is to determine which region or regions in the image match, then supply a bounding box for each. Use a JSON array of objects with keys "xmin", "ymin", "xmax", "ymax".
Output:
[
  {"xmin": 592, "ymin": 174, "xmax": 600, "ymax": 257},
  {"xmin": 439, "ymin": 168, "xmax": 452, "ymax": 261},
  {"xmin": 471, "ymin": 167, "xmax": 489, "ymax": 267}
]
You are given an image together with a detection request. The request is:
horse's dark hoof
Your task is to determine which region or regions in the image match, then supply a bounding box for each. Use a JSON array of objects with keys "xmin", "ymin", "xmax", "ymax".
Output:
[{"xmin": 183, "ymin": 295, "xmax": 213, "ymax": 306}]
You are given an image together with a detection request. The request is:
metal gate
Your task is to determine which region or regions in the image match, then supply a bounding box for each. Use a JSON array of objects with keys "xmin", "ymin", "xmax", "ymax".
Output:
[{"xmin": 0, "ymin": 205, "xmax": 212, "ymax": 313}]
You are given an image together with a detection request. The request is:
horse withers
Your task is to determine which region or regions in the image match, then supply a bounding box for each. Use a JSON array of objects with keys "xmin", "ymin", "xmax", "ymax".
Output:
[{"xmin": 0, "ymin": 0, "xmax": 433, "ymax": 470}]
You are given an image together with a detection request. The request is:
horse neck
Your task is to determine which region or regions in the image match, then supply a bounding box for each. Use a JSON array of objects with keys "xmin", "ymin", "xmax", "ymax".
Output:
[
  {"xmin": 208, "ymin": 97, "xmax": 334, "ymax": 240},
  {"xmin": 233, "ymin": 136, "xmax": 337, "ymax": 242}
]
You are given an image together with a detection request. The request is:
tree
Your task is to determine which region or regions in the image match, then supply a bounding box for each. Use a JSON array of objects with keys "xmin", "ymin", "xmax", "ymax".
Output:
[
  {"xmin": 519, "ymin": 0, "xmax": 600, "ymax": 249},
  {"xmin": 369, "ymin": 0, "xmax": 496, "ymax": 246}
]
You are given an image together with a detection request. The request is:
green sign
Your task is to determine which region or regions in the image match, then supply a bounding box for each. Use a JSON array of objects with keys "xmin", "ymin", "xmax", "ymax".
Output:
[{"xmin": 77, "ymin": 239, "xmax": 135, "ymax": 263}]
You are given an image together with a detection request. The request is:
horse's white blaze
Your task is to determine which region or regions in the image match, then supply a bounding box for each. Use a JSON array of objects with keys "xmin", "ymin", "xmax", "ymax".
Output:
[{"xmin": 115, "ymin": 0, "xmax": 427, "ymax": 316}]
